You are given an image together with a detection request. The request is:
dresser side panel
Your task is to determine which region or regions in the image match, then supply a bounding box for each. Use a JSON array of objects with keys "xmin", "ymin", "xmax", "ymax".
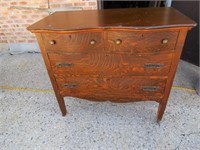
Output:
[
  {"xmin": 157, "ymin": 29, "xmax": 188, "ymax": 121},
  {"xmin": 35, "ymin": 33, "xmax": 67, "ymax": 115},
  {"xmin": 164, "ymin": 30, "xmax": 188, "ymax": 100}
]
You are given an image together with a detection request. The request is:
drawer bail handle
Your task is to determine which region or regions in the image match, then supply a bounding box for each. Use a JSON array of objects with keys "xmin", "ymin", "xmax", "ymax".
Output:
[
  {"xmin": 49, "ymin": 40, "xmax": 56, "ymax": 45},
  {"xmin": 56, "ymin": 62, "xmax": 74, "ymax": 67},
  {"xmin": 90, "ymin": 40, "xmax": 96, "ymax": 45},
  {"xmin": 63, "ymin": 83, "xmax": 77, "ymax": 88},
  {"xmin": 144, "ymin": 63, "xmax": 164, "ymax": 69},
  {"xmin": 115, "ymin": 39, "xmax": 122, "ymax": 45},
  {"xmin": 141, "ymin": 86, "xmax": 160, "ymax": 92},
  {"xmin": 162, "ymin": 39, "xmax": 168, "ymax": 44}
]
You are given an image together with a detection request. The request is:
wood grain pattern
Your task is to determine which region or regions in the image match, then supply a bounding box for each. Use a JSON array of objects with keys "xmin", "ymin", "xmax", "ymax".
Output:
[
  {"xmin": 43, "ymin": 30, "xmax": 179, "ymax": 54},
  {"xmin": 157, "ymin": 30, "xmax": 188, "ymax": 122},
  {"xmin": 42, "ymin": 32, "xmax": 103, "ymax": 52},
  {"xmin": 106, "ymin": 31, "xmax": 179, "ymax": 53},
  {"xmin": 27, "ymin": 7, "xmax": 196, "ymax": 122},
  {"xmin": 27, "ymin": 7, "xmax": 196, "ymax": 32},
  {"xmin": 56, "ymin": 76, "xmax": 167, "ymax": 102},
  {"xmin": 48, "ymin": 53, "xmax": 173, "ymax": 76},
  {"xmin": 35, "ymin": 33, "xmax": 67, "ymax": 116}
]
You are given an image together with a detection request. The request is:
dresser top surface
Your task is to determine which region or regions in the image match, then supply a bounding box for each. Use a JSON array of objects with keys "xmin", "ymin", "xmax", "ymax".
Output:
[{"xmin": 27, "ymin": 7, "xmax": 196, "ymax": 32}]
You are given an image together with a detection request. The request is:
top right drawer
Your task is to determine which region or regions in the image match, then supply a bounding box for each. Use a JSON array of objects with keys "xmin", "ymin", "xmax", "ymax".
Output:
[{"xmin": 106, "ymin": 30, "xmax": 179, "ymax": 54}]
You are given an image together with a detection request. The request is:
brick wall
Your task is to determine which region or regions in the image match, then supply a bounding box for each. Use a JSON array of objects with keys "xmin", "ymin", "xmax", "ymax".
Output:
[{"xmin": 0, "ymin": 0, "xmax": 97, "ymax": 44}]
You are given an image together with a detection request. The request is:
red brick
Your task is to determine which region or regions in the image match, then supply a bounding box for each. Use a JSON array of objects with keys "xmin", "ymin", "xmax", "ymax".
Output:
[
  {"xmin": 4, "ymin": 33, "xmax": 12, "ymax": 36},
  {"xmin": 27, "ymin": 40, "xmax": 37, "ymax": 43},
  {"xmin": 10, "ymin": 2, "xmax": 18, "ymax": 5},
  {"xmin": 31, "ymin": 15, "xmax": 40, "ymax": 18},
  {"xmin": 30, "ymin": 36, "xmax": 36, "ymax": 39},
  {"xmin": 21, "ymin": 15, "xmax": 28, "ymax": 19},
  {"xmin": 22, "ymin": 10, "xmax": 33, "ymax": 14},
  {"xmin": 7, "ymin": 40, "xmax": 14, "ymax": 43},
  {"xmin": 22, "ymin": 24, "xmax": 30, "ymax": 28},
  {"xmin": 10, "ymin": 15, "xmax": 18, "ymax": 19},
  {"xmin": 9, "ymin": 36, "xmax": 17, "ymax": 39},
  {"xmin": 51, "ymin": 4, "xmax": 61, "ymax": 8},
  {"xmin": 19, "ymin": 1, "xmax": 27, "ymax": 5},
  {"xmin": 0, "ymin": 17, "xmax": 6, "ymax": 20},
  {"xmin": 2, "ymin": 11, "xmax": 8, "ymax": 15},
  {"xmin": 26, "ymin": 19, "xmax": 35, "ymax": 23},
  {"xmin": 62, "ymin": 3, "xmax": 73, "ymax": 7},
  {"xmin": 42, "ymin": 14, "xmax": 48, "ymax": 18},
  {"xmin": 18, "ymin": 40, "xmax": 26, "ymax": 43},
  {"xmin": 14, "ymin": 32, "xmax": 24, "ymax": 35},
  {"xmin": 2, "ymin": 25, "xmax": 9, "ymax": 28},
  {"xmin": 14, "ymin": 20, "xmax": 24, "ymax": 23},
  {"xmin": 51, "ymin": 0, "xmax": 66, "ymax": 2},
  {"xmin": 7, "ymin": 8, "xmax": 14, "ymax": 11},
  {"xmin": 11, "ymin": 24, "xmax": 19, "ymax": 28},
  {"xmin": 1, "ymin": 36, "xmax": 7, "ymax": 40},
  {"xmin": 0, "ymin": 40, "xmax": 8, "ymax": 43},
  {"xmin": 39, "ymin": 4, "xmax": 47, "ymax": 8},
  {"xmin": 0, "ymin": 0, "xmax": 97, "ymax": 44},
  {"xmin": 74, "ymin": 2, "xmax": 86, "ymax": 6},
  {"xmin": 0, "ymin": 3, "xmax": 8, "ymax": 7},
  {"xmin": 6, "ymin": 20, "xmax": 13, "ymax": 23},
  {"xmin": 88, "ymin": 2, "xmax": 96, "ymax": 6},
  {"xmin": 33, "ymin": 10, "xmax": 44, "ymax": 13}
]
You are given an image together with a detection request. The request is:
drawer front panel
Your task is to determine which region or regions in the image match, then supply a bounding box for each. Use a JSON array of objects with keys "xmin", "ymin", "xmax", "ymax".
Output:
[
  {"xmin": 48, "ymin": 53, "xmax": 173, "ymax": 76},
  {"xmin": 56, "ymin": 76, "xmax": 167, "ymax": 101},
  {"xmin": 42, "ymin": 32, "xmax": 103, "ymax": 52},
  {"xmin": 106, "ymin": 30, "xmax": 179, "ymax": 53}
]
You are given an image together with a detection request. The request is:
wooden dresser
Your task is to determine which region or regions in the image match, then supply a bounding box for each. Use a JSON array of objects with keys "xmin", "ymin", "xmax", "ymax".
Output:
[{"xmin": 27, "ymin": 8, "xmax": 196, "ymax": 122}]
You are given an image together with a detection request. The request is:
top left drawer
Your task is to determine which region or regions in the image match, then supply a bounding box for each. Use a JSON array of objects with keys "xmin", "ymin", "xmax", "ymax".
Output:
[{"xmin": 42, "ymin": 32, "xmax": 103, "ymax": 53}]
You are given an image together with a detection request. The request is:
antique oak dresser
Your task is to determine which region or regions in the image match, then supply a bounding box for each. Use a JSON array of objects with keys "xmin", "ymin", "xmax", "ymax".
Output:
[{"xmin": 27, "ymin": 8, "xmax": 196, "ymax": 122}]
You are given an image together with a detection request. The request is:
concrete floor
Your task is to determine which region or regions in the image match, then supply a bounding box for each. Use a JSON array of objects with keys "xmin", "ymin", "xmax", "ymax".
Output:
[{"xmin": 0, "ymin": 53, "xmax": 200, "ymax": 150}]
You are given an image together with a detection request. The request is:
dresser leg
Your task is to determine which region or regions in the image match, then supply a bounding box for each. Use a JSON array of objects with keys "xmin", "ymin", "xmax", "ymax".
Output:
[
  {"xmin": 157, "ymin": 101, "xmax": 167, "ymax": 122},
  {"xmin": 55, "ymin": 94, "xmax": 67, "ymax": 116}
]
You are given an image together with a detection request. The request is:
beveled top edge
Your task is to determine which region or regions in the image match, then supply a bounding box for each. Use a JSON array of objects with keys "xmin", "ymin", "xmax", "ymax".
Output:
[{"xmin": 27, "ymin": 7, "xmax": 197, "ymax": 32}]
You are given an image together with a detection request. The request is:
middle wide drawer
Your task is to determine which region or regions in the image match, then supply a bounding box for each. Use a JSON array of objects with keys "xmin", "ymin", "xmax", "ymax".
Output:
[{"xmin": 48, "ymin": 53, "xmax": 173, "ymax": 76}]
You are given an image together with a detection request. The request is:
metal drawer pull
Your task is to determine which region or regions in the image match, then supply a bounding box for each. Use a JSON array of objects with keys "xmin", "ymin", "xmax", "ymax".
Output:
[
  {"xmin": 56, "ymin": 62, "xmax": 74, "ymax": 67},
  {"xmin": 115, "ymin": 39, "xmax": 122, "ymax": 45},
  {"xmin": 144, "ymin": 63, "xmax": 164, "ymax": 69},
  {"xmin": 63, "ymin": 83, "xmax": 77, "ymax": 88},
  {"xmin": 162, "ymin": 39, "xmax": 168, "ymax": 44},
  {"xmin": 141, "ymin": 86, "xmax": 160, "ymax": 92},
  {"xmin": 90, "ymin": 40, "xmax": 96, "ymax": 45},
  {"xmin": 49, "ymin": 40, "xmax": 56, "ymax": 45}
]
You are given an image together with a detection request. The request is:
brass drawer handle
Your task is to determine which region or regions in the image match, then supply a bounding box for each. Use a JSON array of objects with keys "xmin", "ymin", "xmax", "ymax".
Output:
[
  {"xmin": 162, "ymin": 39, "xmax": 168, "ymax": 44},
  {"xmin": 144, "ymin": 63, "xmax": 164, "ymax": 69},
  {"xmin": 115, "ymin": 39, "xmax": 122, "ymax": 45},
  {"xmin": 56, "ymin": 62, "xmax": 74, "ymax": 67},
  {"xmin": 141, "ymin": 86, "xmax": 160, "ymax": 92},
  {"xmin": 90, "ymin": 40, "xmax": 96, "ymax": 45},
  {"xmin": 63, "ymin": 83, "xmax": 77, "ymax": 88},
  {"xmin": 49, "ymin": 40, "xmax": 56, "ymax": 45}
]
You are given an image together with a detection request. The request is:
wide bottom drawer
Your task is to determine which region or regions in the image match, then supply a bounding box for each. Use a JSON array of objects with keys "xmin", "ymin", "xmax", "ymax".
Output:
[{"xmin": 56, "ymin": 76, "xmax": 167, "ymax": 102}]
